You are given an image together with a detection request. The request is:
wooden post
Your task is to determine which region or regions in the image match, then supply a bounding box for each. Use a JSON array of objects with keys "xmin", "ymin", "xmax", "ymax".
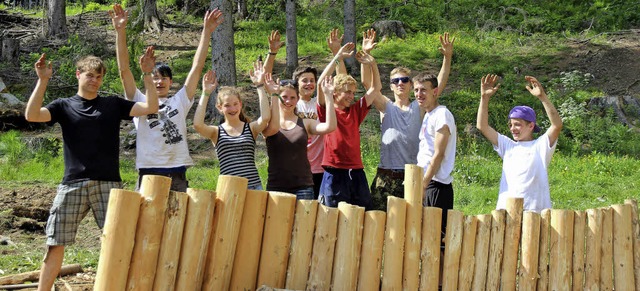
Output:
[
  {"xmin": 153, "ymin": 191, "xmax": 188, "ymax": 291},
  {"xmin": 537, "ymin": 209, "xmax": 551, "ymax": 291},
  {"xmin": 285, "ymin": 200, "xmax": 319, "ymax": 290},
  {"xmin": 572, "ymin": 211, "xmax": 586, "ymax": 291},
  {"xmin": 519, "ymin": 211, "xmax": 541, "ymax": 290},
  {"xmin": 94, "ymin": 189, "xmax": 141, "ymax": 291},
  {"xmin": 230, "ymin": 190, "xmax": 268, "ymax": 291},
  {"xmin": 382, "ymin": 196, "xmax": 406, "ymax": 290},
  {"xmin": 256, "ymin": 192, "xmax": 297, "ymax": 288},
  {"xmin": 201, "ymin": 175, "xmax": 248, "ymax": 291},
  {"xmin": 549, "ymin": 209, "xmax": 575, "ymax": 291},
  {"xmin": 585, "ymin": 208, "xmax": 603, "ymax": 291},
  {"xmin": 332, "ymin": 202, "xmax": 365, "ymax": 291},
  {"xmin": 457, "ymin": 215, "xmax": 478, "ymax": 290},
  {"xmin": 612, "ymin": 204, "xmax": 636, "ymax": 290},
  {"xmin": 307, "ymin": 205, "xmax": 339, "ymax": 291},
  {"xmin": 485, "ymin": 209, "xmax": 506, "ymax": 290},
  {"xmin": 442, "ymin": 209, "xmax": 464, "ymax": 291},
  {"xmin": 174, "ymin": 188, "xmax": 216, "ymax": 291},
  {"xmin": 501, "ymin": 198, "xmax": 523, "ymax": 291},
  {"xmin": 126, "ymin": 175, "xmax": 171, "ymax": 291},
  {"xmin": 403, "ymin": 164, "xmax": 423, "ymax": 291},
  {"xmin": 471, "ymin": 214, "xmax": 491, "ymax": 291},
  {"xmin": 624, "ymin": 199, "xmax": 640, "ymax": 291},
  {"xmin": 357, "ymin": 210, "xmax": 386, "ymax": 291},
  {"xmin": 601, "ymin": 207, "xmax": 613, "ymax": 291},
  {"xmin": 419, "ymin": 207, "xmax": 442, "ymax": 291}
]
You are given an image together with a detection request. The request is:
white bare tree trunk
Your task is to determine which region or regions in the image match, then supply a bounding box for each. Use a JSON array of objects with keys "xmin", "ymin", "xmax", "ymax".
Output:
[
  {"xmin": 285, "ymin": 0, "xmax": 298, "ymax": 78},
  {"xmin": 46, "ymin": 0, "xmax": 68, "ymax": 39},
  {"xmin": 343, "ymin": 0, "xmax": 357, "ymax": 73}
]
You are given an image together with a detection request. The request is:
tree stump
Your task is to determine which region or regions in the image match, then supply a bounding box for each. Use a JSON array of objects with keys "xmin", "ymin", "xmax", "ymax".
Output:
[{"xmin": 1, "ymin": 38, "xmax": 19, "ymax": 66}]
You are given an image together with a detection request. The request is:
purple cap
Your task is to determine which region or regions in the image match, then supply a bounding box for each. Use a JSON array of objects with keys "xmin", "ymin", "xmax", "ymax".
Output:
[{"xmin": 509, "ymin": 105, "xmax": 541, "ymax": 133}]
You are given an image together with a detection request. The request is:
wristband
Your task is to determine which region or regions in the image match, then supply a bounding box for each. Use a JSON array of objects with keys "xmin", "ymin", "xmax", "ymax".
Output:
[
  {"xmin": 268, "ymin": 51, "xmax": 277, "ymax": 55},
  {"xmin": 254, "ymin": 84, "xmax": 265, "ymax": 88}
]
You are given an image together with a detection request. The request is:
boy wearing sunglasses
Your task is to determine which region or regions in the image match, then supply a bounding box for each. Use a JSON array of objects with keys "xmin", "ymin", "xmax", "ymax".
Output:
[{"xmin": 362, "ymin": 29, "xmax": 455, "ymax": 211}]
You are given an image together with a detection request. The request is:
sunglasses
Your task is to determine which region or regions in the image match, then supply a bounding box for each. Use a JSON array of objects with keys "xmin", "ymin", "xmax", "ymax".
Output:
[
  {"xmin": 279, "ymin": 79, "xmax": 297, "ymax": 86},
  {"xmin": 391, "ymin": 76, "xmax": 411, "ymax": 85}
]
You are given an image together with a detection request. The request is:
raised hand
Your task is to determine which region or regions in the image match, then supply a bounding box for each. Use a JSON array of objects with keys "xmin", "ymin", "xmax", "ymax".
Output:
[
  {"xmin": 438, "ymin": 32, "xmax": 455, "ymax": 58},
  {"xmin": 320, "ymin": 75, "xmax": 335, "ymax": 98},
  {"xmin": 327, "ymin": 28, "xmax": 344, "ymax": 55},
  {"xmin": 355, "ymin": 51, "xmax": 375, "ymax": 65},
  {"xmin": 481, "ymin": 74, "xmax": 500, "ymax": 100},
  {"xmin": 336, "ymin": 42, "xmax": 355, "ymax": 60},
  {"xmin": 362, "ymin": 28, "xmax": 377, "ymax": 54},
  {"xmin": 34, "ymin": 53, "xmax": 53, "ymax": 80},
  {"xmin": 108, "ymin": 4, "xmax": 128, "ymax": 31},
  {"xmin": 249, "ymin": 60, "xmax": 265, "ymax": 85},
  {"xmin": 268, "ymin": 30, "xmax": 285, "ymax": 53},
  {"xmin": 264, "ymin": 73, "xmax": 279, "ymax": 94},
  {"xmin": 203, "ymin": 8, "xmax": 223, "ymax": 32},
  {"xmin": 525, "ymin": 76, "xmax": 547, "ymax": 99},
  {"xmin": 139, "ymin": 46, "xmax": 156, "ymax": 73},
  {"xmin": 202, "ymin": 70, "xmax": 218, "ymax": 95}
]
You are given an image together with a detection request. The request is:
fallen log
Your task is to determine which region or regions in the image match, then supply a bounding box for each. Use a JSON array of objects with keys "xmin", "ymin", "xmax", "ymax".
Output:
[
  {"xmin": 0, "ymin": 264, "xmax": 83, "ymax": 285},
  {"xmin": 0, "ymin": 282, "xmax": 39, "ymax": 290}
]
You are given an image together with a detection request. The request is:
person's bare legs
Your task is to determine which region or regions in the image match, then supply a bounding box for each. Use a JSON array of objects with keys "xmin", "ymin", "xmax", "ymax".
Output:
[{"xmin": 37, "ymin": 245, "xmax": 65, "ymax": 291}]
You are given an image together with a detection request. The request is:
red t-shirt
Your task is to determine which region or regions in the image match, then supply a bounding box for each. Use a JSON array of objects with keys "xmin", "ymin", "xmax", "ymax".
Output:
[{"xmin": 317, "ymin": 97, "xmax": 370, "ymax": 169}]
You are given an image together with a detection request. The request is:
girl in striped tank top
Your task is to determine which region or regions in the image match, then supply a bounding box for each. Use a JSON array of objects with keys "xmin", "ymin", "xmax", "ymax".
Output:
[{"xmin": 193, "ymin": 62, "xmax": 277, "ymax": 189}]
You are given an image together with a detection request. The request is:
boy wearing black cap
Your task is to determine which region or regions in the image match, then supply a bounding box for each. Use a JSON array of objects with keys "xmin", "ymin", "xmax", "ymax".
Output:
[{"xmin": 476, "ymin": 74, "xmax": 563, "ymax": 212}]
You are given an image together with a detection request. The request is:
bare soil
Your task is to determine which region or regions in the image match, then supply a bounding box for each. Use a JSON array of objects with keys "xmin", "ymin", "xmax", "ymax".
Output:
[{"xmin": 1, "ymin": 9, "xmax": 640, "ymax": 289}]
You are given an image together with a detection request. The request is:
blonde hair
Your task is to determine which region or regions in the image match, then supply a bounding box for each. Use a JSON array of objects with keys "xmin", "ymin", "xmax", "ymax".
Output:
[
  {"xmin": 216, "ymin": 86, "xmax": 250, "ymax": 123},
  {"xmin": 390, "ymin": 66, "xmax": 411, "ymax": 78},
  {"xmin": 76, "ymin": 55, "xmax": 106, "ymax": 74},
  {"xmin": 333, "ymin": 74, "xmax": 357, "ymax": 92}
]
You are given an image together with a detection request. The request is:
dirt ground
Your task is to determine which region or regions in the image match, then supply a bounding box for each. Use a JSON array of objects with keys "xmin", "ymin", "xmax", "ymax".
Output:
[{"xmin": 1, "ymin": 9, "xmax": 640, "ymax": 289}]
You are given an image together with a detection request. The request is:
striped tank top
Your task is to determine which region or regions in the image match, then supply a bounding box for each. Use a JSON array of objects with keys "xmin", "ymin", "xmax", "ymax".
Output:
[{"xmin": 216, "ymin": 122, "xmax": 262, "ymax": 187}]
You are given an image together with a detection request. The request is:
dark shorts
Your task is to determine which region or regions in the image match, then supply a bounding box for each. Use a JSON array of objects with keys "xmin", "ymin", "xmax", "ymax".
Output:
[
  {"xmin": 319, "ymin": 168, "xmax": 373, "ymax": 210},
  {"xmin": 424, "ymin": 180, "xmax": 454, "ymax": 244},
  {"xmin": 46, "ymin": 180, "xmax": 122, "ymax": 246},
  {"xmin": 137, "ymin": 167, "xmax": 188, "ymax": 192},
  {"xmin": 370, "ymin": 168, "xmax": 405, "ymax": 211}
]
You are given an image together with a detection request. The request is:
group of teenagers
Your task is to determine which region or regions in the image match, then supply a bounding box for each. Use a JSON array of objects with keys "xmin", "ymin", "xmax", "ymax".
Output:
[{"xmin": 24, "ymin": 4, "xmax": 563, "ymax": 290}]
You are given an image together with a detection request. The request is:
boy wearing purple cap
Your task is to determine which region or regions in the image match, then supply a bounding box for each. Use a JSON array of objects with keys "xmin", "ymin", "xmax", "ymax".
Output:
[{"xmin": 476, "ymin": 74, "xmax": 563, "ymax": 212}]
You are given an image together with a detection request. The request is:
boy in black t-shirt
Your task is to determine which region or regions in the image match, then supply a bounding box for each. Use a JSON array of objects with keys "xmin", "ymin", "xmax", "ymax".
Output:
[{"xmin": 24, "ymin": 51, "xmax": 159, "ymax": 291}]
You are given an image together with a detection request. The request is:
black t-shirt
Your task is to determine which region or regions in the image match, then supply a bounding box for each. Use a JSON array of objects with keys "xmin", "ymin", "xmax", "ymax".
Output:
[{"xmin": 45, "ymin": 95, "xmax": 135, "ymax": 184}]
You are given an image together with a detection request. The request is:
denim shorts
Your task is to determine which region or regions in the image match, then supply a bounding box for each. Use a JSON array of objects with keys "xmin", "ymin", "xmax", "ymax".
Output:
[
  {"xmin": 46, "ymin": 180, "xmax": 122, "ymax": 246},
  {"xmin": 137, "ymin": 167, "xmax": 188, "ymax": 192}
]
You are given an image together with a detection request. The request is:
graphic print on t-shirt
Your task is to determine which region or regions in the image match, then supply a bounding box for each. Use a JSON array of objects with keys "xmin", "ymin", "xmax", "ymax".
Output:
[
  {"xmin": 147, "ymin": 103, "xmax": 183, "ymax": 145},
  {"xmin": 297, "ymin": 111, "xmax": 317, "ymax": 120}
]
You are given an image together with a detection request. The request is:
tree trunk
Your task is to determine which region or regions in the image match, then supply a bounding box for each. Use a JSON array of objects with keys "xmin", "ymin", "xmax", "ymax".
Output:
[
  {"xmin": 284, "ymin": 0, "xmax": 298, "ymax": 78},
  {"xmin": 1, "ymin": 38, "xmax": 19, "ymax": 66},
  {"xmin": 208, "ymin": 0, "xmax": 236, "ymax": 119},
  {"xmin": 343, "ymin": 0, "xmax": 357, "ymax": 74},
  {"xmin": 236, "ymin": 0, "xmax": 247, "ymax": 20},
  {"xmin": 46, "ymin": 0, "xmax": 68, "ymax": 39},
  {"xmin": 140, "ymin": 0, "xmax": 163, "ymax": 32}
]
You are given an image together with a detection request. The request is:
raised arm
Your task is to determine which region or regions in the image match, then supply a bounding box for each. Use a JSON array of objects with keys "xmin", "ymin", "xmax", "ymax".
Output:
[
  {"xmin": 184, "ymin": 9, "xmax": 223, "ymax": 99},
  {"xmin": 249, "ymin": 61, "xmax": 271, "ymax": 137},
  {"xmin": 476, "ymin": 74, "xmax": 500, "ymax": 146},
  {"xmin": 262, "ymin": 73, "xmax": 282, "ymax": 137},
  {"xmin": 263, "ymin": 30, "xmax": 284, "ymax": 74},
  {"xmin": 360, "ymin": 28, "xmax": 377, "ymax": 89},
  {"xmin": 130, "ymin": 46, "xmax": 159, "ymax": 116},
  {"xmin": 355, "ymin": 51, "xmax": 382, "ymax": 108},
  {"xmin": 422, "ymin": 125, "xmax": 451, "ymax": 188},
  {"xmin": 193, "ymin": 70, "xmax": 219, "ymax": 142},
  {"xmin": 436, "ymin": 32, "xmax": 454, "ymax": 97},
  {"xmin": 109, "ymin": 4, "xmax": 136, "ymax": 100},
  {"xmin": 308, "ymin": 76, "xmax": 337, "ymax": 135},
  {"xmin": 327, "ymin": 29, "xmax": 348, "ymax": 75},
  {"xmin": 317, "ymin": 42, "xmax": 355, "ymax": 106},
  {"xmin": 525, "ymin": 76, "xmax": 563, "ymax": 145},
  {"xmin": 25, "ymin": 53, "xmax": 52, "ymax": 122}
]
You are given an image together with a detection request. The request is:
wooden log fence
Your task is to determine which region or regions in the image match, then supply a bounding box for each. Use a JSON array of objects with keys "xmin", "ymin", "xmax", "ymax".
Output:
[{"xmin": 92, "ymin": 167, "xmax": 640, "ymax": 290}]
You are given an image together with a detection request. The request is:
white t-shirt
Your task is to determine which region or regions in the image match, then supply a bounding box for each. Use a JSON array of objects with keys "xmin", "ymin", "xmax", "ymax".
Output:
[
  {"xmin": 494, "ymin": 133, "xmax": 557, "ymax": 212},
  {"xmin": 416, "ymin": 105, "xmax": 457, "ymax": 184},
  {"xmin": 296, "ymin": 97, "xmax": 324, "ymax": 174},
  {"xmin": 132, "ymin": 87, "xmax": 194, "ymax": 169}
]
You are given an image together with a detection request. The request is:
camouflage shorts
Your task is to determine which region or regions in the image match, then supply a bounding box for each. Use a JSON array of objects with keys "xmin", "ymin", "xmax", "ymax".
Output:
[{"xmin": 370, "ymin": 168, "xmax": 405, "ymax": 211}]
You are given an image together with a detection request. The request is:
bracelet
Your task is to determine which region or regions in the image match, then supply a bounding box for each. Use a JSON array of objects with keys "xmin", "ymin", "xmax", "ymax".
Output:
[
  {"xmin": 141, "ymin": 72, "xmax": 152, "ymax": 78},
  {"xmin": 334, "ymin": 58, "xmax": 340, "ymax": 65},
  {"xmin": 254, "ymin": 84, "xmax": 264, "ymax": 88},
  {"xmin": 268, "ymin": 51, "xmax": 277, "ymax": 55}
]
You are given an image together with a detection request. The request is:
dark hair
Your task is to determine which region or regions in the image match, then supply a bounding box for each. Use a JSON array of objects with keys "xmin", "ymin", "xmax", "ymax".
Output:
[
  {"xmin": 412, "ymin": 73, "xmax": 438, "ymax": 89},
  {"xmin": 292, "ymin": 66, "xmax": 318, "ymax": 82},
  {"xmin": 153, "ymin": 62, "xmax": 173, "ymax": 79}
]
